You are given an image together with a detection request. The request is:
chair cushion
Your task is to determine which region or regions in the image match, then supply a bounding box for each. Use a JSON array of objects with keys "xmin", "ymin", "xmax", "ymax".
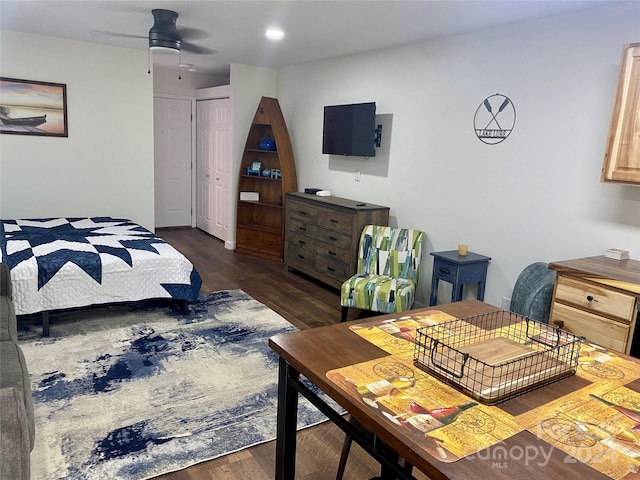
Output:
[{"xmin": 341, "ymin": 273, "xmax": 416, "ymax": 313}]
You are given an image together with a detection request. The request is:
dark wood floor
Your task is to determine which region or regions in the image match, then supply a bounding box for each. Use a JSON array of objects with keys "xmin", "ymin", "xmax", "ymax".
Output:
[{"xmin": 155, "ymin": 228, "xmax": 429, "ymax": 480}]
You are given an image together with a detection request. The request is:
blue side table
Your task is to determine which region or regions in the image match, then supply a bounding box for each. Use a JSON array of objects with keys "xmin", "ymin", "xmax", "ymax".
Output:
[{"xmin": 429, "ymin": 250, "xmax": 491, "ymax": 306}]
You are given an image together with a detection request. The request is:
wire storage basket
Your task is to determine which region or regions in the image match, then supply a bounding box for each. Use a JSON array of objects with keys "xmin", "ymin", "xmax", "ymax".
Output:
[{"xmin": 413, "ymin": 310, "xmax": 584, "ymax": 405}]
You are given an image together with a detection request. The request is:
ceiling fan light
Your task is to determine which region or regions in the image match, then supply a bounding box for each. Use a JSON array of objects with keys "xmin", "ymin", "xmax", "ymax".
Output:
[{"xmin": 150, "ymin": 45, "xmax": 180, "ymax": 55}]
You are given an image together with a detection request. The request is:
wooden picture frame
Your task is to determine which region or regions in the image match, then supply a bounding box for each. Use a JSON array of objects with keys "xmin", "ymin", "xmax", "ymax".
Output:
[{"xmin": 0, "ymin": 77, "xmax": 68, "ymax": 137}]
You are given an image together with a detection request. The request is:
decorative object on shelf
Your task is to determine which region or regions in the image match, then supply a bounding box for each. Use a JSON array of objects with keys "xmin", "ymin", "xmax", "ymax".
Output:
[
  {"xmin": 247, "ymin": 160, "xmax": 263, "ymax": 176},
  {"xmin": 262, "ymin": 169, "xmax": 271, "ymax": 177},
  {"xmin": 259, "ymin": 134, "xmax": 276, "ymax": 151},
  {"xmin": 604, "ymin": 248, "xmax": 630, "ymax": 260},
  {"xmin": 240, "ymin": 191, "xmax": 260, "ymax": 202},
  {"xmin": 271, "ymin": 168, "xmax": 281, "ymax": 179},
  {"xmin": 458, "ymin": 244, "xmax": 468, "ymax": 256},
  {"xmin": 473, "ymin": 93, "xmax": 516, "ymax": 145}
]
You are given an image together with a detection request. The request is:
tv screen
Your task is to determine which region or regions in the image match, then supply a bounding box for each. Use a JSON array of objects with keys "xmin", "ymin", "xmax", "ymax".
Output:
[{"xmin": 322, "ymin": 102, "xmax": 376, "ymax": 157}]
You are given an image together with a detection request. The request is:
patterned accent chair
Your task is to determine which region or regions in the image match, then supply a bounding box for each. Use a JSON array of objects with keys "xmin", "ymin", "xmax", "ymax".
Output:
[{"xmin": 340, "ymin": 226, "xmax": 426, "ymax": 322}]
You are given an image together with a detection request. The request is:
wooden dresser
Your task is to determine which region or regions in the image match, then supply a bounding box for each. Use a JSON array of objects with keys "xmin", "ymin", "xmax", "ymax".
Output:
[
  {"xmin": 548, "ymin": 256, "xmax": 640, "ymax": 355},
  {"xmin": 284, "ymin": 193, "xmax": 389, "ymax": 289}
]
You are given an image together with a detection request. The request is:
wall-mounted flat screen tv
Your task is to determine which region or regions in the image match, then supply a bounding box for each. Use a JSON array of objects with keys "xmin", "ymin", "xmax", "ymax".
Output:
[{"xmin": 322, "ymin": 102, "xmax": 376, "ymax": 157}]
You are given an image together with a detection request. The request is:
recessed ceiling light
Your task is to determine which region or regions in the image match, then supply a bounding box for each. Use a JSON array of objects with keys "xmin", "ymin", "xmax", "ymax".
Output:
[{"xmin": 265, "ymin": 28, "xmax": 284, "ymax": 40}]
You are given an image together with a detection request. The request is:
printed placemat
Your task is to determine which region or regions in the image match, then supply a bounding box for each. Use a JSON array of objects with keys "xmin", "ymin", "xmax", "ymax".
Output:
[{"xmin": 326, "ymin": 355, "xmax": 523, "ymax": 463}]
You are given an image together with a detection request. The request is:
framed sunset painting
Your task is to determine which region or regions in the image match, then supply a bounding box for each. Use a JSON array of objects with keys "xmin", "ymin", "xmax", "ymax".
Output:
[{"xmin": 0, "ymin": 78, "xmax": 68, "ymax": 137}]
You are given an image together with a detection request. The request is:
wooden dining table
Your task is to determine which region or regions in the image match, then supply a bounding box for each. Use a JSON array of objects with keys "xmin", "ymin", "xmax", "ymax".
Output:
[{"xmin": 269, "ymin": 299, "xmax": 640, "ymax": 480}]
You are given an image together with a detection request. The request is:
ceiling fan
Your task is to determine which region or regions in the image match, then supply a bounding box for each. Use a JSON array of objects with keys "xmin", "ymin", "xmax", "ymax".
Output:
[{"xmin": 94, "ymin": 9, "xmax": 215, "ymax": 55}]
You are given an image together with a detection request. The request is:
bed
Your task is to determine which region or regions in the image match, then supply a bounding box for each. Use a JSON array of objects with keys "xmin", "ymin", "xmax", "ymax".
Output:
[{"xmin": 1, "ymin": 217, "xmax": 202, "ymax": 335}]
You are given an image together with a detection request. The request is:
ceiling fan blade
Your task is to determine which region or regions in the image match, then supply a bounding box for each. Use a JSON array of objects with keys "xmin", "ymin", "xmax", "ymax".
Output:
[
  {"xmin": 181, "ymin": 42, "xmax": 217, "ymax": 55},
  {"xmin": 177, "ymin": 27, "xmax": 209, "ymax": 42},
  {"xmin": 91, "ymin": 30, "xmax": 147, "ymax": 40}
]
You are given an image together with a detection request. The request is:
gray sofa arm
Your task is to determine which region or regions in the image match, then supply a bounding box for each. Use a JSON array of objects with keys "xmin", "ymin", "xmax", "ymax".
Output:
[
  {"xmin": 0, "ymin": 263, "xmax": 11, "ymax": 300},
  {"xmin": 0, "ymin": 387, "xmax": 31, "ymax": 480}
]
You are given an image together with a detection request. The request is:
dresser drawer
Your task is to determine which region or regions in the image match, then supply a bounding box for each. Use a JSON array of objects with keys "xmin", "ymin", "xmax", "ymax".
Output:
[
  {"xmin": 287, "ymin": 231, "xmax": 316, "ymax": 255},
  {"xmin": 316, "ymin": 243, "xmax": 351, "ymax": 265},
  {"xmin": 286, "ymin": 241, "xmax": 316, "ymax": 269},
  {"xmin": 287, "ymin": 217, "xmax": 317, "ymax": 237},
  {"xmin": 555, "ymin": 276, "xmax": 636, "ymax": 322},
  {"xmin": 551, "ymin": 302, "xmax": 629, "ymax": 353},
  {"xmin": 317, "ymin": 209, "xmax": 353, "ymax": 235},
  {"xmin": 316, "ymin": 227, "xmax": 352, "ymax": 250},
  {"xmin": 315, "ymin": 257, "xmax": 350, "ymax": 283},
  {"xmin": 288, "ymin": 201, "xmax": 318, "ymax": 223}
]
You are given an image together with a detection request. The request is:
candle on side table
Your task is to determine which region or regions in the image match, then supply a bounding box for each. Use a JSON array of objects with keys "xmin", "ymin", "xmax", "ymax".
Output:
[{"xmin": 458, "ymin": 244, "xmax": 468, "ymax": 256}]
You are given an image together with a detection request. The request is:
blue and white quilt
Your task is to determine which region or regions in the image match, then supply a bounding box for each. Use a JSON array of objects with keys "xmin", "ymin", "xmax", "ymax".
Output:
[{"xmin": 1, "ymin": 217, "xmax": 202, "ymax": 315}]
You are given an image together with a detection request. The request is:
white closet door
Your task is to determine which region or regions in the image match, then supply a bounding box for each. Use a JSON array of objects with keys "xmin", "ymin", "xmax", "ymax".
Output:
[{"xmin": 154, "ymin": 96, "xmax": 192, "ymax": 228}]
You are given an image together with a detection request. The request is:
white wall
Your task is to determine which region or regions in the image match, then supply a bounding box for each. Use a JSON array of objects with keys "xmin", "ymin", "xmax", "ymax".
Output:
[
  {"xmin": 277, "ymin": 2, "xmax": 640, "ymax": 308},
  {"xmin": 0, "ymin": 30, "xmax": 155, "ymax": 229},
  {"xmin": 153, "ymin": 66, "xmax": 227, "ymax": 96},
  {"xmin": 227, "ymin": 64, "xmax": 277, "ymax": 248}
]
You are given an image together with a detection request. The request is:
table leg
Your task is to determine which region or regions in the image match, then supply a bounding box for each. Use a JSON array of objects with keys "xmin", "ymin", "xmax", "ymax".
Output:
[
  {"xmin": 429, "ymin": 278, "xmax": 439, "ymax": 306},
  {"xmin": 477, "ymin": 281, "xmax": 486, "ymax": 301},
  {"xmin": 42, "ymin": 311, "xmax": 50, "ymax": 337},
  {"xmin": 275, "ymin": 358, "xmax": 299, "ymax": 480},
  {"xmin": 451, "ymin": 283, "xmax": 464, "ymax": 303}
]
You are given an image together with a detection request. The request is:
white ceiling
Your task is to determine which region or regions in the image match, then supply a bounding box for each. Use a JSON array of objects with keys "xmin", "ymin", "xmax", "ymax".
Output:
[{"xmin": 0, "ymin": 0, "xmax": 624, "ymax": 77}]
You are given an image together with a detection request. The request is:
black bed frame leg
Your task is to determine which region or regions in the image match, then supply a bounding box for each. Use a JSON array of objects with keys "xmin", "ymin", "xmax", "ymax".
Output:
[
  {"xmin": 42, "ymin": 311, "xmax": 50, "ymax": 337},
  {"xmin": 179, "ymin": 299, "xmax": 189, "ymax": 315}
]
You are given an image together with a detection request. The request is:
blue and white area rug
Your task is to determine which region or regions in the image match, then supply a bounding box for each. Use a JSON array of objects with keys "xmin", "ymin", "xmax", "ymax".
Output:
[{"xmin": 18, "ymin": 290, "xmax": 333, "ymax": 480}]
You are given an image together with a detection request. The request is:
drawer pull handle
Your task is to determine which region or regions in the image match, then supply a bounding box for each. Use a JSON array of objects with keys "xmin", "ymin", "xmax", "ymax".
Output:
[
  {"xmin": 440, "ymin": 267, "xmax": 451, "ymax": 275},
  {"xmin": 552, "ymin": 320, "xmax": 574, "ymax": 334},
  {"xmin": 298, "ymin": 240, "xmax": 306, "ymax": 245},
  {"xmin": 298, "ymin": 226, "xmax": 307, "ymax": 231},
  {"xmin": 297, "ymin": 254, "xmax": 305, "ymax": 259},
  {"xmin": 330, "ymin": 219, "xmax": 338, "ymax": 224},
  {"xmin": 329, "ymin": 236, "xmax": 338, "ymax": 241},
  {"xmin": 328, "ymin": 250, "xmax": 336, "ymax": 256},
  {"xmin": 327, "ymin": 267, "xmax": 336, "ymax": 272},
  {"xmin": 586, "ymin": 295, "xmax": 597, "ymax": 302},
  {"xmin": 299, "ymin": 211, "xmax": 308, "ymax": 216}
]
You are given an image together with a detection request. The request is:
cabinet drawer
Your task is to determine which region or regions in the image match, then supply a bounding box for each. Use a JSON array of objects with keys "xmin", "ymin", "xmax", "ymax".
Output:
[
  {"xmin": 236, "ymin": 228, "xmax": 260, "ymax": 252},
  {"xmin": 288, "ymin": 201, "xmax": 318, "ymax": 223},
  {"xmin": 317, "ymin": 209, "xmax": 353, "ymax": 235},
  {"xmin": 315, "ymin": 257, "xmax": 350, "ymax": 283},
  {"xmin": 287, "ymin": 232, "xmax": 316, "ymax": 255},
  {"xmin": 260, "ymin": 232, "xmax": 282, "ymax": 256},
  {"xmin": 286, "ymin": 241, "xmax": 316, "ymax": 269},
  {"xmin": 316, "ymin": 227, "xmax": 352, "ymax": 250},
  {"xmin": 555, "ymin": 276, "xmax": 636, "ymax": 322},
  {"xmin": 287, "ymin": 217, "xmax": 317, "ymax": 237},
  {"xmin": 551, "ymin": 302, "xmax": 629, "ymax": 353},
  {"xmin": 316, "ymin": 243, "xmax": 351, "ymax": 265}
]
